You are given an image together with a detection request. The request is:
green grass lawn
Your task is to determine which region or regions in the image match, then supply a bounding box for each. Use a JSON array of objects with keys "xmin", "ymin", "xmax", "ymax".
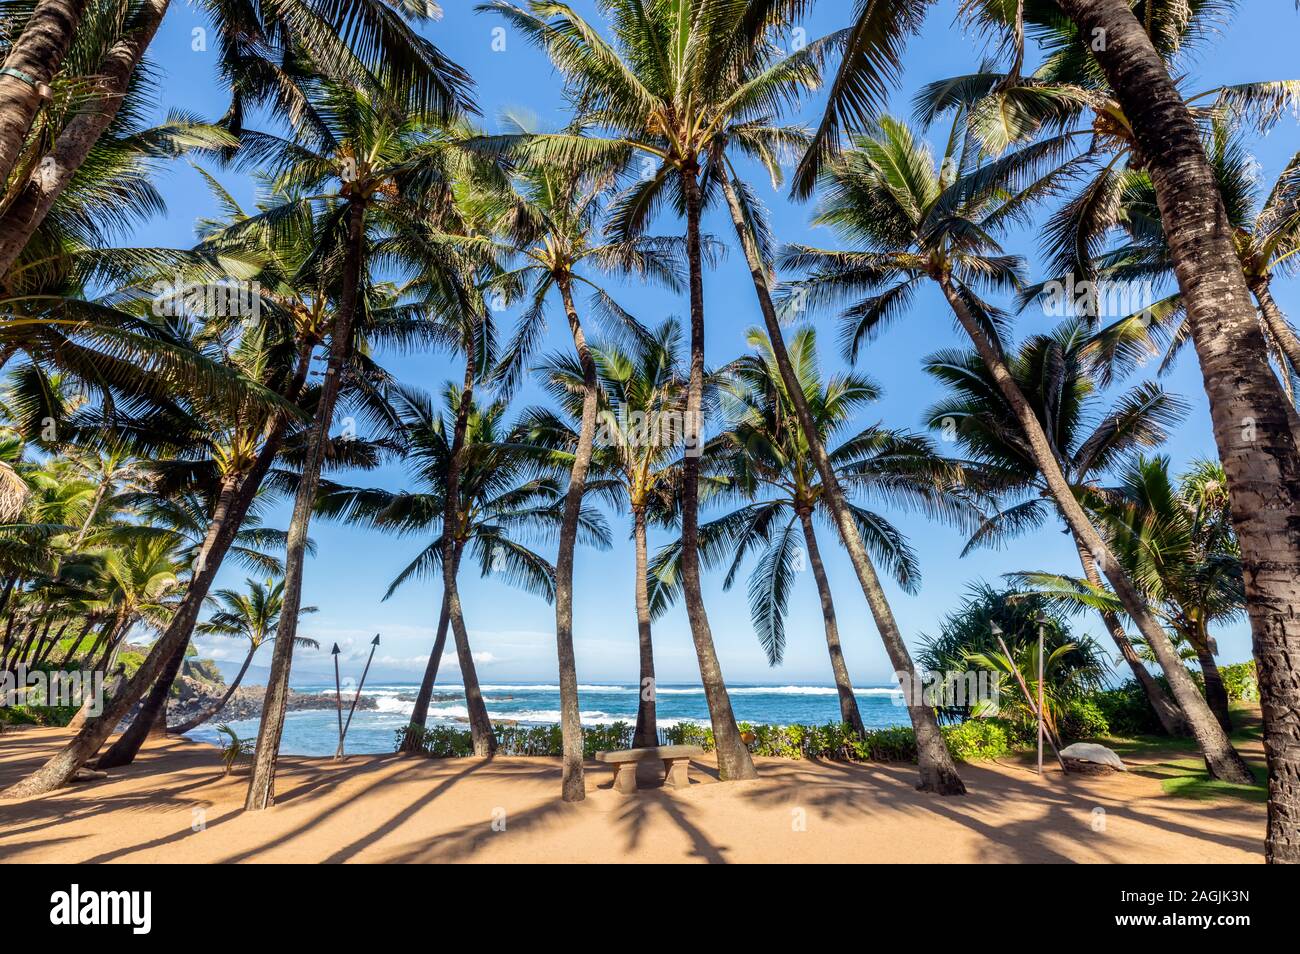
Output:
[{"xmin": 1097, "ymin": 704, "xmax": 1267, "ymax": 803}]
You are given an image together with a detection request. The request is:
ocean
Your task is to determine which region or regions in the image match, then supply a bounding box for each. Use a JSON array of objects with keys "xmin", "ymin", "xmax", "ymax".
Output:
[{"xmin": 184, "ymin": 683, "xmax": 912, "ymax": 755}]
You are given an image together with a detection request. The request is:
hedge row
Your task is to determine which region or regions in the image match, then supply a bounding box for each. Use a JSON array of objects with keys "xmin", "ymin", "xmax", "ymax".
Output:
[{"xmin": 397, "ymin": 717, "xmax": 1016, "ymax": 763}]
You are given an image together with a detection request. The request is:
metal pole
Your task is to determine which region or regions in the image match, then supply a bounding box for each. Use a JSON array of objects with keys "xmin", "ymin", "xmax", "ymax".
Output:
[
  {"xmin": 993, "ymin": 628, "xmax": 1067, "ymax": 773},
  {"xmin": 331, "ymin": 643, "xmax": 343, "ymax": 752},
  {"xmin": 336, "ymin": 634, "xmax": 380, "ymax": 759},
  {"xmin": 1037, "ymin": 622, "xmax": 1045, "ymax": 776}
]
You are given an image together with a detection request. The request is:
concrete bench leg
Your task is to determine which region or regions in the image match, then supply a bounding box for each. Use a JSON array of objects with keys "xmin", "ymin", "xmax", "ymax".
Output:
[
  {"xmin": 612, "ymin": 761, "xmax": 639, "ymax": 794},
  {"xmin": 663, "ymin": 757, "xmax": 691, "ymax": 789}
]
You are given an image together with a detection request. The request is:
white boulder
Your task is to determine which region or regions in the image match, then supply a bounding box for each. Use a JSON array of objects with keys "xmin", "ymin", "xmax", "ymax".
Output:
[{"xmin": 1060, "ymin": 742, "xmax": 1127, "ymax": 771}]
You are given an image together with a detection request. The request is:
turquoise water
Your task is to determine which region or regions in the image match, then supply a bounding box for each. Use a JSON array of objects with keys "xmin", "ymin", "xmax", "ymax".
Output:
[{"xmin": 184, "ymin": 683, "xmax": 911, "ymax": 756}]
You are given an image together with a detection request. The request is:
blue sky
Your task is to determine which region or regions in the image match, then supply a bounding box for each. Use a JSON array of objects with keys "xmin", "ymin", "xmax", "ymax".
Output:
[{"xmin": 130, "ymin": 1, "xmax": 1299, "ymax": 686}]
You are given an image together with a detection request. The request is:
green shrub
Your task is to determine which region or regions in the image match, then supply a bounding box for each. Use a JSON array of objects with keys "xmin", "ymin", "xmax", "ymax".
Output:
[
  {"xmin": 398, "ymin": 718, "xmax": 1026, "ymax": 764},
  {"xmin": 1219, "ymin": 661, "xmax": 1258, "ymax": 702},
  {"xmin": 662, "ymin": 722, "xmax": 713, "ymax": 750},
  {"xmin": 942, "ymin": 719, "xmax": 1012, "ymax": 760},
  {"xmin": 1058, "ymin": 698, "xmax": 1109, "ymax": 741},
  {"xmin": 1094, "ymin": 681, "xmax": 1166, "ymax": 737}
]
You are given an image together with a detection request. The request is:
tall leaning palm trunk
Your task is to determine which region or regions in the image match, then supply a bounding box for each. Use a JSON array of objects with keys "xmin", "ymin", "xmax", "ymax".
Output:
[
  {"xmin": 718, "ymin": 170, "xmax": 963, "ymax": 794},
  {"xmin": 0, "ymin": 0, "xmax": 169, "ymax": 278},
  {"xmin": 96, "ymin": 341, "xmax": 316, "ymax": 769},
  {"xmin": 166, "ymin": 648, "xmax": 257, "ymax": 736},
  {"xmin": 442, "ymin": 349, "xmax": 496, "ymax": 758},
  {"xmin": 681, "ymin": 166, "xmax": 756, "ymax": 782},
  {"xmin": 796, "ymin": 509, "xmax": 866, "ymax": 738},
  {"xmin": 245, "ymin": 200, "xmax": 365, "ymax": 810},
  {"xmin": 398, "ymin": 583, "xmax": 454, "ymax": 751},
  {"xmin": 1074, "ymin": 541, "xmax": 1186, "ymax": 736},
  {"xmin": 0, "ymin": 0, "xmax": 88, "ymax": 186},
  {"xmin": 935, "ymin": 276, "xmax": 1251, "ymax": 785},
  {"xmin": 631, "ymin": 506, "xmax": 657, "ymax": 748},
  {"xmin": 553, "ymin": 278, "xmax": 598, "ymax": 800},
  {"xmin": 1053, "ymin": 0, "xmax": 1300, "ymax": 858}
]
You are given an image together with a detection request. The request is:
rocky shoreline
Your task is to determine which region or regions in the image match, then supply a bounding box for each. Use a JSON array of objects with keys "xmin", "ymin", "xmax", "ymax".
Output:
[{"xmin": 118, "ymin": 662, "xmax": 378, "ymax": 733}]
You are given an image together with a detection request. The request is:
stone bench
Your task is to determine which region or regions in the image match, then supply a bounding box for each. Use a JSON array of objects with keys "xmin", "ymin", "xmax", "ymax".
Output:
[{"xmin": 594, "ymin": 745, "xmax": 705, "ymax": 794}]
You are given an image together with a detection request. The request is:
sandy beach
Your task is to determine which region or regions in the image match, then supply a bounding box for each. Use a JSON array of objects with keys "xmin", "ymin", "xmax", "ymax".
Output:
[{"xmin": 0, "ymin": 726, "xmax": 1265, "ymax": 863}]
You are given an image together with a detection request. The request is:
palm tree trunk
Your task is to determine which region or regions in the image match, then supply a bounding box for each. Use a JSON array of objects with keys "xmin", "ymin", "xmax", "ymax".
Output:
[
  {"xmin": 632, "ymin": 506, "xmax": 658, "ymax": 748},
  {"xmin": 71, "ymin": 477, "xmax": 109, "ymax": 550},
  {"xmin": 1185, "ymin": 620, "xmax": 1232, "ymax": 732},
  {"xmin": 91, "ymin": 613, "xmax": 126, "ymax": 674},
  {"xmin": 1251, "ymin": 278, "xmax": 1300, "ymax": 384},
  {"xmin": 99, "ymin": 342, "xmax": 317, "ymax": 770},
  {"xmin": 0, "ymin": 609, "xmax": 14, "ymax": 664},
  {"xmin": 553, "ymin": 277, "xmax": 598, "ymax": 800},
  {"xmin": 0, "ymin": 575, "xmax": 18, "ymax": 619},
  {"xmin": 1073, "ymin": 538, "xmax": 1186, "ymax": 735},
  {"xmin": 32, "ymin": 620, "xmax": 69, "ymax": 668},
  {"xmin": 937, "ymin": 274, "xmax": 1253, "ymax": 784},
  {"xmin": 246, "ymin": 199, "xmax": 366, "ymax": 810},
  {"xmin": 1058, "ymin": 0, "xmax": 1300, "ymax": 862},
  {"xmin": 440, "ymin": 343, "xmax": 495, "ymax": 758},
  {"xmin": 0, "ymin": 0, "xmax": 169, "ymax": 278},
  {"xmin": 166, "ymin": 646, "xmax": 257, "ymax": 735},
  {"xmin": 798, "ymin": 509, "xmax": 867, "ymax": 737},
  {"xmin": 680, "ymin": 164, "xmax": 756, "ymax": 781},
  {"xmin": 56, "ymin": 617, "xmax": 93, "ymax": 669},
  {"xmin": 0, "ymin": 0, "xmax": 87, "ymax": 186},
  {"xmin": 398, "ymin": 582, "xmax": 453, "ymax": 752},
  {"xmin": 718, "ymin": 166, "xmax": 961, "ymax": 792}
]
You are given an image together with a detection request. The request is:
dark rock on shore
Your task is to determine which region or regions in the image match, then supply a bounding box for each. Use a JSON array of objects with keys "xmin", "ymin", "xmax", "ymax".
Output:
[{"xmin": 119, "ymin": 676, "xmax": 378, "ymax": 732}]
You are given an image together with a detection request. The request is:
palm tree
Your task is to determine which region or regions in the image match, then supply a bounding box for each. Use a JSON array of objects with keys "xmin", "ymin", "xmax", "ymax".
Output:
[
  {"xmin": 924, "ymin": 320, "xmax": 1189, "ymax": 735},
  {"xmin": 0, "ymin": 0, "xmax": 474, "ymax": 277},
  {"xmin": 480, "ymin": 0, "xmax": 842, "ymax": 783},
  {"xmin": 78, "ymin": 531, "xmax": 184, "ymax": 675},
  {"xmin": 237, "ymin": 73, "xmax": 476, "ymax": 810},
  {"xmin": 784, "ymin": 115, "xmax": 1251, "ymax": 783},
  {"xmin": 481, "ymin": 150, "xmax": 685, "ymax": 799},
  {"xmin": 1035, "ymin": 0, "xmax": 1300, "ymax": 863},
  {"xmin": 659, "ymin": 326, "xmax": 974, "ymax": 738},
  {"xmin": 321, "ymin": 386, "xmax": 610, "ymax": 753},
  {"xmin": 167, "ymin": 577, "xmax": 319, "ymax": 735},
  {"xmin": 527, "ymin": 318, "xmax": 692, "ymax": 749},
  {"xmin": 797, "ymin": 0, "xmax": 1300, "ymax": 857},
  {"xmin": 1075, "ymin": 129, "xmax": 1300, "ymax": 399},
  {"xmin": 2, "ymin": 181, "xmax": 337, "ymax": 797},
  {"xmin": 1015, "ymin": 456, "xmax": 1248, "ymax": 733}
]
